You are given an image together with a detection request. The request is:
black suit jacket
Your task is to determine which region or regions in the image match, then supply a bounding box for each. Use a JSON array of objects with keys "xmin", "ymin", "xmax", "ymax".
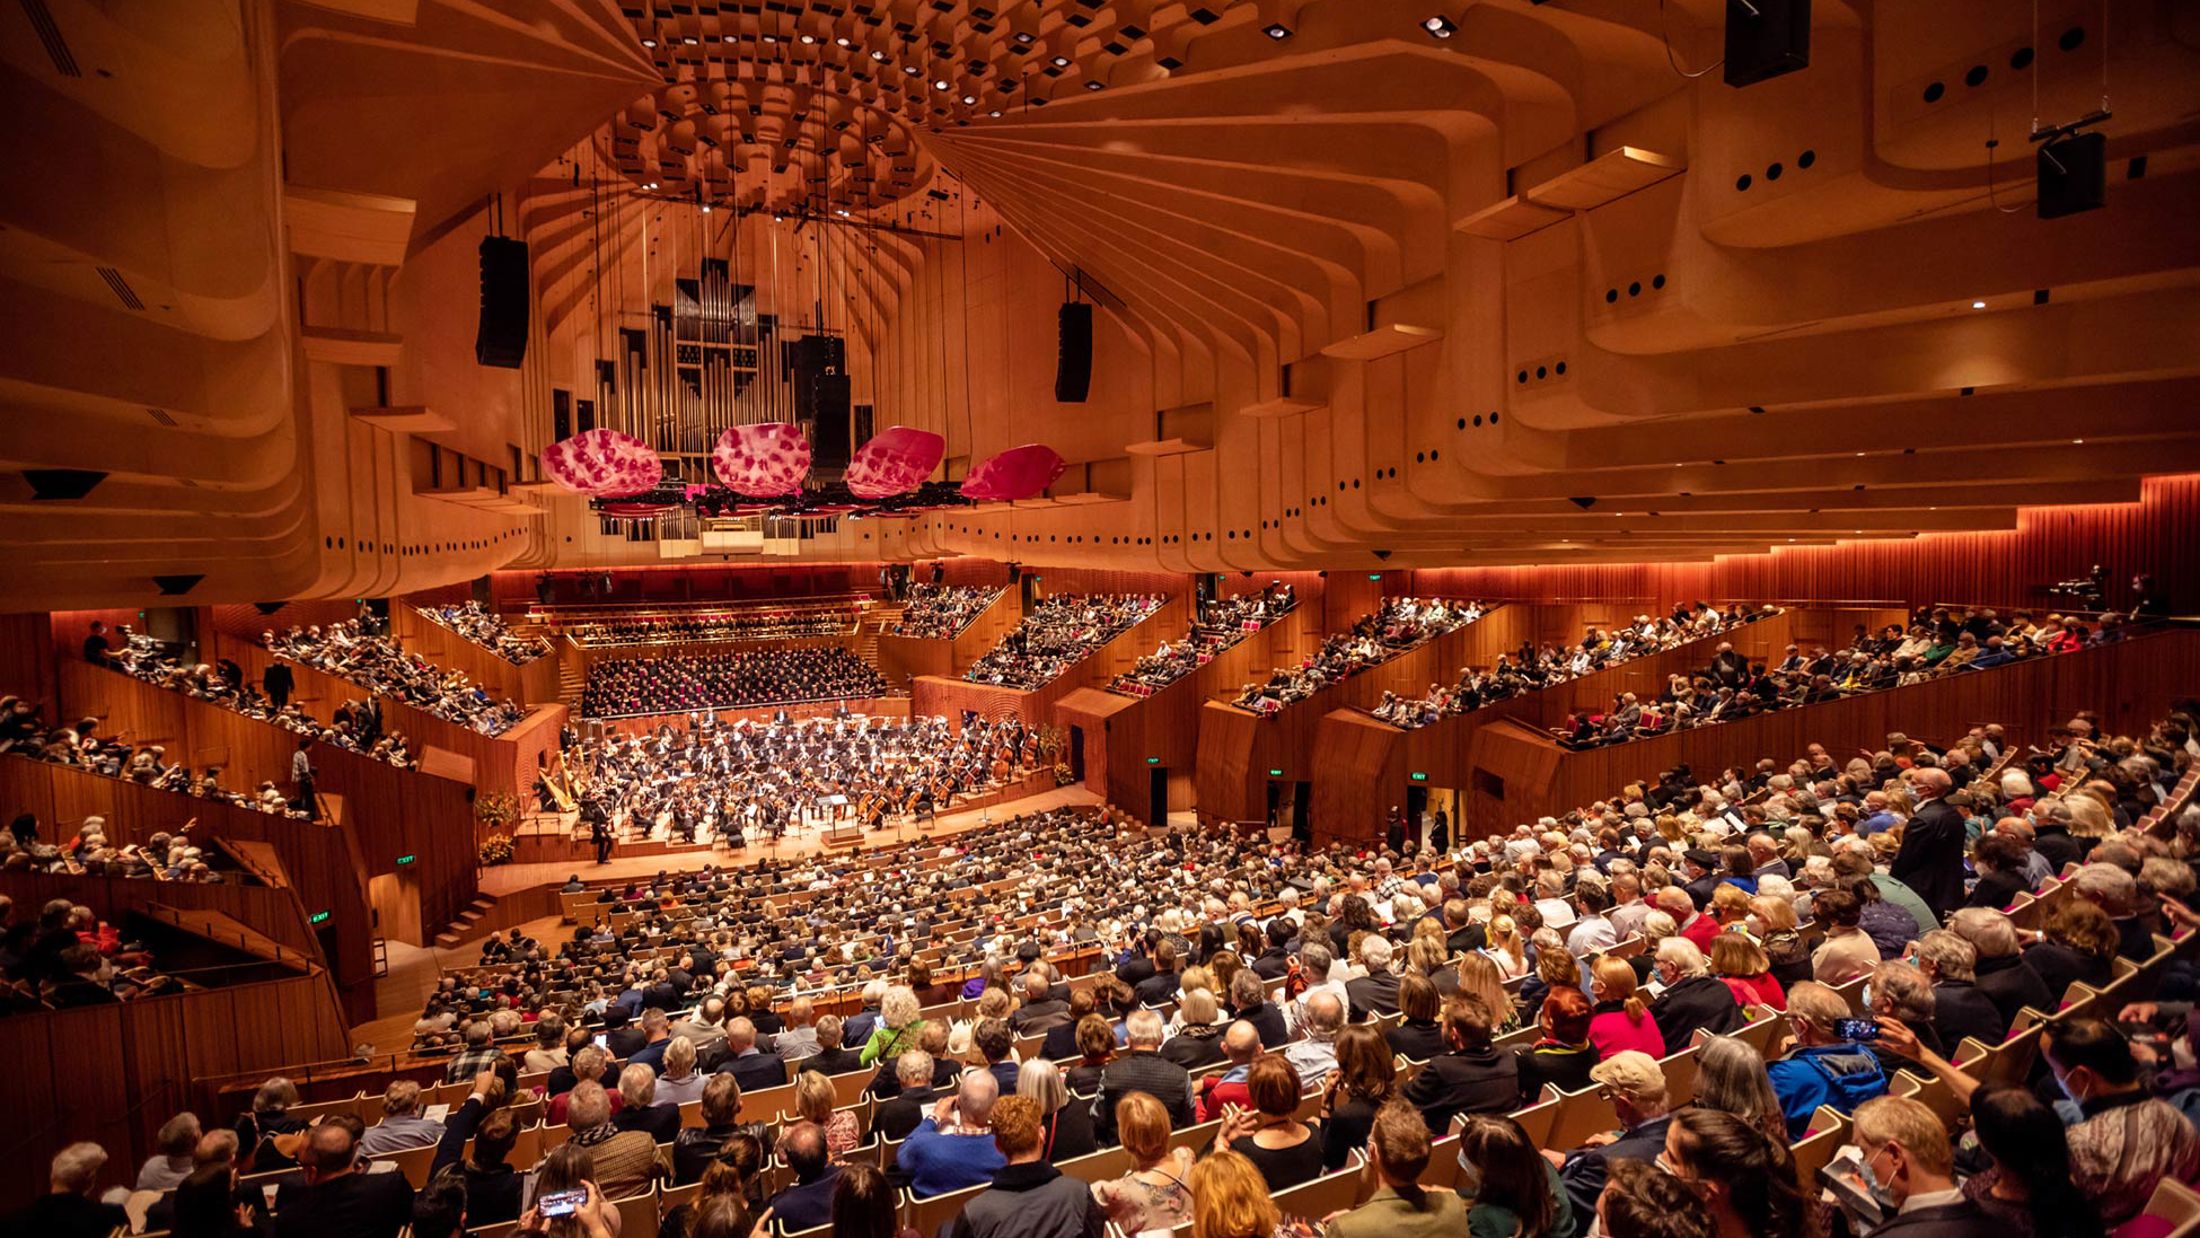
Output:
[
  {"xmin": 1558, "ymin": 1116, "xmax": 1673, "ymax": 1228},
  {"xmin": 805, "ymin": 1045, "xmax": 866, "ymax": 1076},
  {"xmin": 1932, "ymin": 981, "xmax": 2008, "ymax": 1049},
  {"xmin": 605, "ymin": 1026, "xmax": 649, "ymax": 1059},
  {"xmin": 1891, "ymin": 799, "xmax": 1968, "ymax": 916},
  {"xmin": 1399, "ymin": 1045, "xmax": 1519, "ymax": 1134},
  {"xmin": 272, "ymin": 1171, "xmax": 415, "ymax": 1238},
  {"xmin": 1868, "ymin": 1198, "xmax": 2003, "ymax": 1238},
  {"xmin": 871, "ymin": 1086, "xmax": 938, "ymax": 1142},
  {"xmin": 1345, "ymin": 972, "xmax": 1402, "ymax": 1018},
  {"xmin": 717, "ymin": 1049, "xmax": 788, "ymax": 1090},
  {"xmin": 615, "ymin": 1102, "xmax": 682, "ymax": 1144}
]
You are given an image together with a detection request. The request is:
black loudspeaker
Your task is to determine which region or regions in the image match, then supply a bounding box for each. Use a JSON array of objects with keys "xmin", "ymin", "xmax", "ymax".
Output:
[
  {"xmin": 23, "ymin": 468, "xmax": 107, "ymax": 500},
  {"xmin": 2037, "ymin": 132, "xmax": 2107, "ymax": 219},
  {"xmin": 810, "ymin": 375, "xmax": 853, "ymax": 470},
  {"xmin": 1723, "ymin": 0, "xmax": 1810, "ymax": 88},
  {"xmin": 153, "ymin": 574, "xmax": 204, "ymax": 596},
  {"xmin": 1055, "ymin": 302, "xmax": 1093, "ymax": 403},
  {"xmin": 790, "ymin": 334, "xmax": 845, "ymax": 421},
  {"xmin": 475, "ymin": 236, "xmax": 530, "ymax": 368}
]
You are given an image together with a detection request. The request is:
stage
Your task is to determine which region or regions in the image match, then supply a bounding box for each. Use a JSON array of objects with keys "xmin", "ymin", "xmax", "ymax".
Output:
[{"xmin": 479, "ymin": 781, "xmax": 1099, "ymax": 895}]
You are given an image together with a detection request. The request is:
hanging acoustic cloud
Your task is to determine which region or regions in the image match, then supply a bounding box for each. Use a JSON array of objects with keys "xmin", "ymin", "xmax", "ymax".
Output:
[
  {"xmin": 961, "ymin": 443, "xmax": 1066, "ymax": 501},
  {"xmin": 845, "ymin": 426, "xmax": 947, "ymax": 498},
  {"xmin": 711, "ymin": 422, "xmax": 812, "ymax": 496},
  {"xmin": 542, "ymin": 428, "xmax": 662, "ymax": 497}
]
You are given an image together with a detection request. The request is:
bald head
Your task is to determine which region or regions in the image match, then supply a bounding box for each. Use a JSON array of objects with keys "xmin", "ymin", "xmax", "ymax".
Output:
[
  {"xmin": 305, "ymin": 1123, "xmax": 357, "ymax": 1178},
  {"xmin": 957, "ymin": 1067, "xmax": 1000, "ymax": 1125},
  {"xmin": 1223, "ymin": 1020, "xmax": 1261, "ymax": 1063}
]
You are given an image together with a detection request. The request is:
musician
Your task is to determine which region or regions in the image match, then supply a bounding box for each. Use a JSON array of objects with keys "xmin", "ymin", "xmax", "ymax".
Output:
[{"xmin": 584, "ymin": 798, "xmax": 613, "ymax": 865}]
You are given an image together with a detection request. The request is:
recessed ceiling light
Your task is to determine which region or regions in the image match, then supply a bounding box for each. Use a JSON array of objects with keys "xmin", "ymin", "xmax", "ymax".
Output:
[
  {"xmin": 836, "ymin": 36, "xmax": 851, "ymax": 47},
  {"xmin": 2073, "ymin": 438, "xmax": 2084, "ymax": 444},
  {"xmin": 800, "ymin": 34, "xmax": 817, "ymax": 44},
  {"xmin": 961, "ymin": 94, "xmax": 977, "ymax": 104},
  {"xmin": 641, "ymin": 37, "xmax": 657, "ymax": 47},
  {"xmin": 1971, "ymin": 300, "xmax": 1986, "ymax": 309},
  {"xmin": 682, "ymin": 36, "xmax": 698, "ymax": 45},
  {"xmin": 1263, "ymin": 23, "xmax": 1292, "ymax": 39},
  {"xmin": 871, "ymin": 49, "xmax": 887, "ymax": 61},
  {"xmin": 1085, "ymin": 79, "xmax": 1104, "ymax": 90},
  {"xmin": 1423, "ymin": 16, "xmax": 1456, "ymax": 38},
  {"xmin": 700, "ymin": 203, "xmax": 712, "ymax": 213},
  {"xmin": 1051, "ymin": 55, "xmax": 1071, "ymax": 67},
  {"xmin": 988, "ymin": 109, "xmax": 1003, "ymax": 117},
  {"xmin": 934, "ymin": 79, "xmax": 950, "ymax": 90},
  {"xmin": 762, "ymin": 34, "xmax": 777, "ymax": 43}
]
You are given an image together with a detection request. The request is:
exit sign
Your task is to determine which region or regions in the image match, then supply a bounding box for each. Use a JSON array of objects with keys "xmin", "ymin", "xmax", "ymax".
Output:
[
  {"xmin": 395, "ymin": 854, "xmax": 416, "ymax": 866},
  {"xmin": 1367, "ymin": 573, "xmax": 1383, "ymax": 581},
  {"xmin": 1146, "ymin": 757, "xmax": 1161, "ymax": 765},
  {"xmin": 1410, "ymin": 771, "xmax": 1429, "ymax": 782},
  {"xmin": 1268, "ymin": 768, "xmax": 1285, "ymax": 777},
  {"xmin": 309, "ymin": 910, "xmax": 331, "ymax": 925}
]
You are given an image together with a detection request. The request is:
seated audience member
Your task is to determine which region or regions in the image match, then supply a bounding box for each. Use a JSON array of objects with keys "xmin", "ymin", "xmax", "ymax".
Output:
[
  {"xmin": 274, "ymin": 1122, "xmax": 416, "ymax": 1238},
  {"xmin": 1763, "ymin": 981, "xmax": 1889, "ymax": 1139},
  {"xmin": 1961, "ymin": 1084, "xmax": 2105, "ymax": 1238},
  {"xmin": 1808, "ymin": 888, "xmax": 1880, "ymax": 985},
  {"xmin": 2023, "ymin": 901, "xmax": 2118, "ymax": 1000},
  {"xmin": 1344, "ymin": 934, "xmax": 1403, "ymax": 1017},
  {"xmin": 2045, "ymin": 1017, "xmax": 2200, "ymax": 1225},
  {"xmin": 557, "ymin": 1080, "xmax": 659, "ymax": 1200},
  {"xmin": 1691, "ymin": 1034, "xmax": 1790, "ymax": 1150},
  {"xmin": 1197, "ymin": 1020, "xmax": 1262, "ymax": 1121},
  {"xmin": 655, "ymin": 1036, "xmax": 708, "ymax": 1107},
  {"xmin": 1017, "ymin": 1057, "xmax": 1096, "ymax": 1163},
  {"xmin": 1593, "ymin": 1160, "xmax": 1715, "ymax": 1238},
  {"xmin": 139, "ymin": 1111, "xmax": 203, "ymax": 1191},
  {"xmin": 1228, "ymin": 967, "xmax": 1290, "ymax": 1048},
  {"xmin": 1320, "ymin": 1098, "xmax": 1473, "ymax": 1238},
  {"xmin": 8, "ymin": 1142, "xmax": 129, "ymax": 1238},
  {"xmin": 1864, "ymin": 962, "xmax": 1947, "ymax": 1076},
  {"xmin": 1095, "ymin": 1009, "xmax": 1194, "ymax": 1144},
  {"xmin": 2071, "ymin": 862, "xmax": 2156, "ymax": 963},
  {"xmin": 1092, "ymin": 1091, "xmax": 1196, "ymax": 1233},
  {"xmin": 1185, "ymin": 1148, "xmax": 1281, "ymax": 1238},
  {"xmin": 1282, "ymin": 989, "xmax": 1345, "ymax": 1085},
  {"xmin": 1218, "ymin": 1055, "xmax": 1323, "ymax": 1190},
  {"xmin": 899, "ymin": 1070, "xmax": 1007, "ymax": 1198},
  {"xmin": 951, "ymin": 1094, "xmax": 1103, "ymax": 1238},
  {"xmin": 612, "ymin": 1064, "xmax": 681, "ymax": 1143},
  {"xmin": 1161, "ymin": 988, "xmax": 1228, "ymax": 1070},
  {"xmin": 1589, "ymin": 957, "xmax": 1666, "ymax": 1060},
  {"xmin": 426, "ymin": 1075, "xmax": 524, "ymax": 1226},
  {"xmin": 1012, "ymin": 969, "xmax": 1071, "ymax": 1035},
  {"xmin": 1708, "ymin": 933, "xmax": 1786, "ymax": 1011},
  {"xmin": 871, "ymin": 1050, "xmax": 942, "ymax": 1143},
  {"xmin": 1648, "ymin": 938, "xmax": 1745, "ymax": 1048},
  {"xmin": 1320, "ymin": 1023, "xmax": 1396, "ymax": 1172},
  {"xmin": 714, "ymin": 1017, "xmax": 787, "ymax": 1090},
  {"xmin": 1401, "ymin": 992, "xmax": 1519, "ymax": 1134},
  {"xmin": 1387, "ymin": 972, "xmax": 1447, "ymax": 1061},
  {"xmin": 1846, "ymin": 1095, "xmax": 1998, "ymax": 1236},
  {"xmin": 1661, "ymin": 1108, "xmax": 1815, "ymax": 1238},
  {"xmin": 673, "ymin": 1074, "xmax": 763, "ymax": 1185},
  {"xmin": 1914, "ymin": 930, "xmax": 2007, "ymax": 1050},
  {"xmin": 547, "ymin": 1047, "xmax": 623, "ymax": 1125},
  {"xmin": 443, "ymin": 1020, "xmax": 506, "ymax": 1082},
  {"xmin": 1965, "ymin": 832, "xmax": 2033, "ymax": 911},
  {"xmin": 359, "ymin": 1080, "xmax": 445, "ymax": 1157},
  {"xmin": 762, "ymin": 1121, "xmax": 841, "ymax": 1232},
  {"xmin": 1556, "ymin": 1051, "xmax": 1674, "ymax": 1224},
  {"xmin": 1947, "ymin": 907, "xmax": 2053, "ymax": 1031},
  {"xmin": 1456, "ymin": 1112, "xmax": 1572, "ymax": 1238},
  {"xmin": 1514, "ymin": 985, "xmax": 1598, "ymax": 1104}
]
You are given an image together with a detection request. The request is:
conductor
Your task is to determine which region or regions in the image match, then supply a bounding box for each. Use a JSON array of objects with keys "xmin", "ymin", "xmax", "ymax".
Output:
[{"xmin": 583, "ymin": 797, "xmax": 613, "ymax": 865}]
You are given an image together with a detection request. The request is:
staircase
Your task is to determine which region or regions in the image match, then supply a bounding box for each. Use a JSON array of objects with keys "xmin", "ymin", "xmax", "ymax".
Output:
[
  {"xmin": 556, "ymin": 659, "xmax": 586, "ymax": 710},
  {"xmin": 856, "ymin": 603, "xmax": 904, "ymax": 668},
  {"xmin": 433, "ymin": 892, "xmax": 500, "ymax": 951}
]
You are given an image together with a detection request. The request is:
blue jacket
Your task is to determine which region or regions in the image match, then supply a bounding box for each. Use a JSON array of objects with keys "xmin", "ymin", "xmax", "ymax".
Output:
[
  {"xmin": 899, "ymin": 1117, "xmax": 1006, "ymax": 1198},
  {"xmin": 1766, "ymin": 1044, "xmax": 1888, "ymax": 1139}
]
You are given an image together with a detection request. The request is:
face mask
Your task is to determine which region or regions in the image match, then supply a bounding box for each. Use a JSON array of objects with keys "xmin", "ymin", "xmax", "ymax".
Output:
[
  {"xmin": 2056, "ymin": 1070, "xmax": 2088, "ymax": 1107},
  {"xmin": 1455, "ymin": 1157, "xmax": 1481, "ymax": 1199},
  {"xmin": 1858, "ymin": 1147, "xmax": 1901, "ymax": 1210}
]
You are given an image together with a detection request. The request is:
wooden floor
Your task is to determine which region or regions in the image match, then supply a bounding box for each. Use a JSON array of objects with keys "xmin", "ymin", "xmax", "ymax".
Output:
[{"xmin": 355, "ymin": 784, "xmax": 1101, "ymax": 1052}]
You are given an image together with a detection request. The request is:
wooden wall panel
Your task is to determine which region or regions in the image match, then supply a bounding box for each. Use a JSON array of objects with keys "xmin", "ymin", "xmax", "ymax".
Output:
[
  {"xmin": 0, "ymin": 974, "xmax": 351, "ymax": 1204},
  {"xmin": 877, "ymin": 587, "xmax": 1020, "ymax": 688},
  {"xmin": 1407, "ymin": 474, "xmax": 2200, "ymax": 617},
  {"xmin": 1307, "ymin": 711, "xmax": 1407, "ymax": 847},
  {"xmin": 0, "ymin": 611, "xmax": 59, "ymax": 714}
]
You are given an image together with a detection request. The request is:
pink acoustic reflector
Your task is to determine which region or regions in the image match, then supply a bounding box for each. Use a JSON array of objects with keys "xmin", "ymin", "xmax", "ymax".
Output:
[
  {"xmin": 845, "ymin": 426, "xmax": 945, "ymax": 498},
  {"xmin": 711, "ymin": 422, "xmax": 811, "ymax": 495},
  {"xmin": 961, "ymin": 444, "xmax": 1066, "ymax": 501},
  {"xmin": 542, "ymin": 429, "xmax": 661, "ymax": 497}
]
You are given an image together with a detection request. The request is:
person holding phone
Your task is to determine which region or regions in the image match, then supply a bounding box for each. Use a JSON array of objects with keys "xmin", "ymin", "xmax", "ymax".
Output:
[{"xmin": 1762, "ymin": 982, "xmax": 1890, "ymax": 1140}]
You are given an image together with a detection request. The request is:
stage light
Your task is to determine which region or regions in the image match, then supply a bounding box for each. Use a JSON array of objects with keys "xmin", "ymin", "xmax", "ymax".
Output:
[
  {"xmin": 1423, "ymin": 15, "xmax": 1456, "ymax": 38},
  {"xmin": 836, "ymin": 36, "xmax": 851, "ymax": 47}
]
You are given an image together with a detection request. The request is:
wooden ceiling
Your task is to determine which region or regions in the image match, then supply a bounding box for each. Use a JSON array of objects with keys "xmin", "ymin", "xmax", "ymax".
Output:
[{"xmin": 1, "ymin": 1, "xmax": 2197, "ymax": 609}]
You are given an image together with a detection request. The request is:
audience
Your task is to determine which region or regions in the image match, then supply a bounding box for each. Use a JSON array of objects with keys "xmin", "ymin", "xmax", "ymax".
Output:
[
  {"xmin": 582, "ymin": 646, "xmax": 886, "ymax": 718},
  {"xmin": 104, "ymin": 634, "xmax": 422, "ymax": 766},
  {"xmin": 418, "ymin": 601, "xmax": 550, "ymax": 664},
  {"xmin": 965, "ymin": 594, "xmax": 1166, "ymax": 689},
  {"xmin": 265, "ymin": 620, "xmax": 525, "ymax": 734},
  {"xmin": 893, "ymin": 583, "xmax": 1004, "ymax": 638},
  {"xmin": 1236, "ymin": 597, "xmax": 1485, "ymax": 714},
  {"xmin": 1108, "ymin": 583, "xmax": 1296, "ymax": 695}
]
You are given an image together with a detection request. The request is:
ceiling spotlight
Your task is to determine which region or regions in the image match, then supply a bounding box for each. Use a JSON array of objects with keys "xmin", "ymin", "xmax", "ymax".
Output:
[
  {"xmin": 837, "ymin": 36, "xmax": 852, "ymax": 47},
  {"xmin": 723, "ymin": 34, "xmax": 736, "ymax": 42},
  {"xmin": 934, "ymin": 78, "xmax": 950, "ymax": 90},
  {"xmin": 1423, "ymin": 15, "xmax": 1456, "ymax": 38},
  {"xmin": 700, "ymin": 202, "xmax": 712, "ymax": 213},
  {"xmin": 903, "ymin": 64, "xmax": 921, "ymax": 75},
  {"xmin": 762, "ymin": 33, "xmax": 777, "ymax": 43},
  {"xmin": 1971, "ymin": 300, "xmax": 1986, "ymax": 309},
  {"xmin": 641, "ymin": 37, "xmax": 657, "ymax": 47},
  {"xmin": 1085, "ymin": 79, "xmax": 1104, "ymax": 90},
  {"xmin": 682, "ymin": 35, "xmax": 698, "ymax": 45},
  {"xmin": 1263, "ymin": 23, "xmax": 1292, "ymax": 39},
  {"xmin": 871, "ymin": 49, "xmax": 887, "ymax": 61},
  {"xmin": 1050, "ymin": 55, "xmax": 1071, "ymax": 67},
  {"xmin": 961, "ymin": 94, "xmax": 977, "ymax": 104},
  {"xmin": 2073, "ymin": 438, "xmax": 2085, "ymax": 444},
  {"xmin": 799, "ymin": 34, "xmax": 817, "ymax": 44},
  {"xmin": 988, "ymin": 109, "xmax": 1003, "ymax": 117},
  {"xmin": 836, "ymin": 208, "xmax": 851, "ymax": 217}
]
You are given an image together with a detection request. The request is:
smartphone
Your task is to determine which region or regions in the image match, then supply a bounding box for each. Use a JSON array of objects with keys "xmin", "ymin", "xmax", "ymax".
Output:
[
  {"xmin": 592, "ymin": 1033, "xmax": 608, "ymax": 1050},
  {"xmin": 539, "ymin": 1188, "xmax": 588, "ymax": 1217},
  {"xmin": 1833, "ymin": 1017, "xmax": 1880, "ymax": 1043}
]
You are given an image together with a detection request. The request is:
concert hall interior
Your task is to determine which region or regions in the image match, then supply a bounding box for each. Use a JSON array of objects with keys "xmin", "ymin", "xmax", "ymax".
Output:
[{"xmin": 4, "ymin": 2, "xmax": 2200, "ymax": 1236}]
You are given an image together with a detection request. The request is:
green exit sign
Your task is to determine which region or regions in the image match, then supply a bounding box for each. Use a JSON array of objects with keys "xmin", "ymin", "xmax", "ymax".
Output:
[
  {"xmin": 395, "ymin": 854, "xmax": 416, "ymax": 866},
  {"xmin": 309, "ymin": 910, "xmax": 331, "ymax": 925},
  {"xmin": 1367, "ymin": 573, "xmax": 1383, "ymax": 581},
  {"xmin": 1410, "ymin": 771, "xmax": 1429, "ymax": 782},
  {"xmin": 1268, "ymin": 768, "xmax": 1285, "ymax": 777},
  {"xmin": 1146, "ymin": 757, "xmax": 1161, "ymax": 765}
]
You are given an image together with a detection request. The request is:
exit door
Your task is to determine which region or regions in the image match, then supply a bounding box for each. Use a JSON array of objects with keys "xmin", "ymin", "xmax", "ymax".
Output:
[{"xmin": 1150, "ymin": 766, "xmax": 1168, "ymax": 826}]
